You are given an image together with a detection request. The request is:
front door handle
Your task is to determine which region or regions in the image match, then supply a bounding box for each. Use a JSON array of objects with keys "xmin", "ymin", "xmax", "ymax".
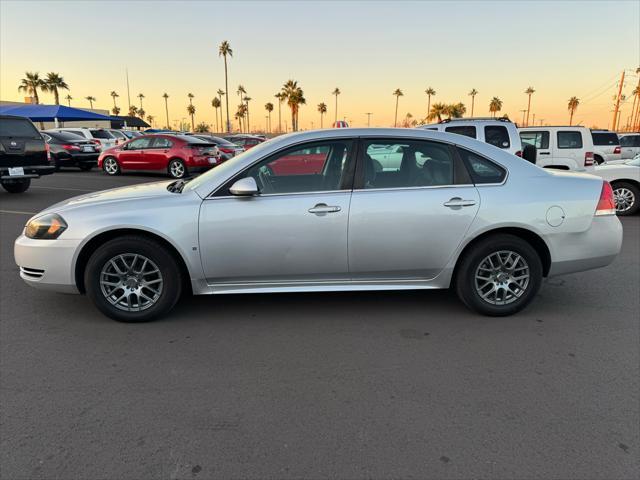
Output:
[
  {"xmin": 308, "ymin": 203, "xmax": 341, "ymax": 214},
  {"xmin": 443, "ymin": 197, "xmax": 476, "ymax": 208}
]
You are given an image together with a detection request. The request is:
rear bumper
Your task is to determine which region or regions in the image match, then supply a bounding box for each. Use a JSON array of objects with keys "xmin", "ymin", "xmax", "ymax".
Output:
[
  {"xmin": 14, "ymin": 234, "xmax": 80, "ymax": 293},
  {"xmin": 58, "ymin": 153, "xmax": 98, "ymax": 165},
  {"xmin": 0, "ymin": 165, "xmax": 55, "ymax": 179},
  {"xmin": 547, "ymin": 215, "xmax": 623, "ymax": 277}
]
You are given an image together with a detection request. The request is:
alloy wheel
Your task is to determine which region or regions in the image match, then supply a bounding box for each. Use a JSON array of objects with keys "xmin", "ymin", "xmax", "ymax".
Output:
[
  {"xmin": 99, "ymin": 253, "xmax": 163, "ymax": 312},
  {"xmin": 613, "ymin": 187, "xmax": 635, "ymax": 213},
  {"xmin": 103, "ymin": 158, "xmax": 119, "ymax": 175},
  {"xmin": 474, "ymin": 250, "xmax": 530, "ymax": 306},
  {"xmin": 169, "ymin": 161, "xmax": 185, "ymax": 178}
]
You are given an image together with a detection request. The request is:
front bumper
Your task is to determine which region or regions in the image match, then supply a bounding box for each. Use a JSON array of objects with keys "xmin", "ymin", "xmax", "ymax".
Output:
[
  {"xmin": 14, "ymin": 234, "xmax": 81, "ymax": 293},
  {"xmin": 547, "ymin": 215, "xmax": 623, "ymax": 277}
]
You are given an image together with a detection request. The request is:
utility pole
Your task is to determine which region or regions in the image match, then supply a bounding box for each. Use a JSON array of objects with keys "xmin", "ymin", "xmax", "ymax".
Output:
[
  {"xmin": 611, "ymin": 70, "xmax": 625, "ymax": 131},
  {"xmin": 365, "ymin": 112, "xmax": 372, "ymax": 127},
  {"xmin": 532, "ymin": 113, "xmax": 535, "ymax": 126},
  {"xmin": 125, "ymin": 67, "xmax": 131, "ymax": 111},
  {"xmin": 520, "ymin": 109, "xmax": 527, "ymax": 126},
  {"xmin": 539, "ymin": 119, "xmax": 545, "ymax": 126}
]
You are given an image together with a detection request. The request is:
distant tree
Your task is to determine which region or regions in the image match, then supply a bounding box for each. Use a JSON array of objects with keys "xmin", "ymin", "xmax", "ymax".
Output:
[
  {"xmin": 568, "ymin": 96, "xmax": 580, "ymax": 125},
  {"xmin": 275, "ymin": 92, "xmax": 285, "ymax": 132},
  {"xmin": 218, "ymin": 40, "xmax": 233, "ymax": 132},
  {"xmin": 265, "ymin": 102, "xmax": 274, "ymax": 132},
  {"xmin": 317, "ymin": 102, "xmax": 327, "ymax": 128},
  {"xmin": 393, "ymin": 89, "xmax": 404, "ymax": 127},
  {"xmin": 110, "ymin": 91, "xmax": 119, "ymax": 112},
  {"xmin": 128, "ymin": 105, "xmax": 138, "ymax": 117},
  {"xmin": 18, "ymin": 72, "xmax": 44, "ymax": 104},
  {"xmin": 64, "ymin": 94, "xmax": 73, "ymax": 106},
  {"xmin": 146, "ymin": 115, "xmax": 155, "ymax": 127},
  {"xmin": 401, "ymin": 112, "xmax": 413, "ymax": 128},
  {"xmin": 332, "ymin": 87, "xmax": 341, "ymax": 124},
  {"xmin": 85, "ymin": 96, "xmax": 96, "ymax": 109},
  {"xmin": 424, "ymin": 87, "xmax": 436, "ymax": 120},
  {"xmin": 162, "ymin": 92, "xmax": 170, "ymax": 128},
  {"xmin": 137, "ymin": 107, "xmax": 145, "ymax": 119},
  {"xmin": 468, "ymin": 89, "xmax": 478, "ymax": 117},
  {"xmin": 525, "ymin": 86, "xmax": 535, "ymax": 126},
  {"xmin": 489, "ymin": 97, "xmax": 503, "ymax": 117},
  {"xmin": 43, "ymin": 72, "xmax": 69, "ymax": 105},
  {"xmin": 282, "ymin": 80, "xmax": 306, "ymax": 131},
  {"xmin": 212, "ymin": 97, "xmax": 222, "ymax": 132},
  {"xmin": 138, "ymin": 92, "xmax": 145, "ymax": 110},
  {"xmin": 216, "ymin": 88, "xmax": 225, "ymax": 133},
  {"xmin": 112, "ymin": 106, "xmax": 121, "ymax": 115},
  {"xmin": 444, "ymin": 102, "xmax": 466, "ymax": 119},
  {"xmin": 244, "ymin": 96, "xmax": 252, "ymax": 132},
  {"xmin": 427, "ymin": 102, "xmax": 447, "ymax": 122},
  {"xmin": 194, "ymin": 122, "xmax": 210, "ymax": 133},
  {"xmin": 236, "ymin": 85, "xmax": 246, "ymax": 132},
  {"xmin": 187, "ymin": 104, "xmax": 196, "ymax": 131}
]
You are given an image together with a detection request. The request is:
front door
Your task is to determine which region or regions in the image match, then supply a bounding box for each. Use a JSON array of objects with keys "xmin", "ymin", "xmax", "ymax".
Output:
[
  {"xmin": 118, "ymin": 137, "xmax": 152, "ymax": 169},
  {"xmin": 145, "ymin": 136, "xmax": 174, "ymax": 170},
  {"xmin": 348, "ymin": 138, "xmax": 480, "ymax": 281},
  {"xmin": 199, "ymin": 139, "xmax": 355, "ymax": 285}
]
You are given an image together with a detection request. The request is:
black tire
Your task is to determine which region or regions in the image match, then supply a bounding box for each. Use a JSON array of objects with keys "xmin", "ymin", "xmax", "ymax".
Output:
[
  {"xmin": 593, "ymin": 155, "xmax": 604, "ymax": 165},
  {"xmin": 1, "ymin": 178, "xmax": 31, "ymax": 193},
  {"xmin": 455, "ymin": 234, "xmax": 543, "ymax": 316},
  {"xmin": 167, "ymin": 159, "xmax": 187, "ymax": 179},
  {"xmin": 102, "ymin": 156, "xmax": 120, "ymax": 175},
  {"xmin": 84, "ymin": 235, "xmax": 183, "ymax": 322},
  {"xmin": 611, "ymin": 181, "xmax": 640, "ymax": 216},
  {"xmin": 79, "ymin": 164, "xmax": 94, "ymax": 171},
  {"xmin": 522, "ymin": 144, "xmax": 537, "ymax": 164}
]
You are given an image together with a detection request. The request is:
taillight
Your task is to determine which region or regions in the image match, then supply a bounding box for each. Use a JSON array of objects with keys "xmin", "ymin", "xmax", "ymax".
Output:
[
  {"xmin": 62, "ymin": 144, "xmax": 81, "ymax": 151},
  {"xmin": 515, "ymin": 151, "xmax": 522, "ymax": 157},
  {"xmin": 613, "ymin": 146, "xmax": 621, "ymax": 154},
  {"xmin": 45, "ymin": 143, "xmax": 51, "ymax": 162},
  {"xmin": 91, "ymin": 139, "xmax": 101, "ymax": 145},
  {"xmin": 595, "ymin": 181, "xmax": 616, "ymax": 216},
  {"xmin": 584, "ymin": 152, "xmax": 594, "ymax": 167}
]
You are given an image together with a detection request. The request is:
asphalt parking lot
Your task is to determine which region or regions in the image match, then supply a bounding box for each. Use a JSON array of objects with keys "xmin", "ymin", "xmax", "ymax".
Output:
[{"xmin": 1, "ymin": 170, "xmax": 638, "ymax": 480}]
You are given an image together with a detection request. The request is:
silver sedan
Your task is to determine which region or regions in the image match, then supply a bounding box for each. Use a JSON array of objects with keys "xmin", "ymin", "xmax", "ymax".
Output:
[{"xmin": 14, "ymin": 128, "xmax": 623, "ymax": 322}]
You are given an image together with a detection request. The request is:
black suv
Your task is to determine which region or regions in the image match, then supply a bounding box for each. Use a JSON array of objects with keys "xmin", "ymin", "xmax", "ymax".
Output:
[{"xmin": 0, "ymin": 115, "xmax": 55, "ymax": 193}]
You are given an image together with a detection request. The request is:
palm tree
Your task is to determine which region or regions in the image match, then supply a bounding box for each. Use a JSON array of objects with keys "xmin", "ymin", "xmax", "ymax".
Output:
[
  {"xmin": 65, "ymin": 94, "xmax": 73, "ymax": 106},
  {"xmin": 393, "ymin": 89, "xmax": 403, "ymax": 127},
  {"xmin": 427, "ymin": 102, "xmax": 447, "ymax": 122},
  {"xmin": 265, "ymin": 102, "xmax": 274, "ymax": 132},
  {"xmin": 162, "ymin": 92, "xmax": 170, "ymax": 129},
  {"xmin": 235, "ymin": 104, "xmax": 247, "ymax": 132},
  {"xmin": 43, "ymin": 72, "xmax": 69, "ymax": 105},
  {"xmin": 138, "ymin": 93, "xmax": 145, "ymax": 110},
  {"xmin": 85, "ymin": 96, "xmax": 96, "ymax": 109},
  {"xmin": 332, "ymin": 88, "xmax": 341, "ymax": 124},
  {"xmin": 525, "ymin": 86, "xmax": 535, "ymax": 126},
  {"xmin": 402, "ymin": 112, "xmax": 413, "ymax": 128},
  {"xmin": 317, "ymin": 102, "xmax": 327, "ymax": 128},
  {"xmin": 425, "ymin": 87, "xmax": 436, "ymax": 121},
  {"xmin": 244, "ymin": 96, "xmax": 252, "ymax": 133},
  {"xmin": 187, "ymin": 103, "xmax": 196, "ymax": 131},
  {"xmin": 216, "ymin": 89, "xmax": 225, "ymax": 132},
  {"xmin": 110, "ymin": 91, "xmax": 119, "ymax": 113},
  {"xmin": 138, "ymin": 108, "xmax": 145, "ymax": 120},
  {"xmin": 444, "ymin": 103, "xmax": 466, "ymax": 119},
  {"xmin": 236, "ymin": 86, "xmax": 246, "ymax": 132},
  {"xmin": 282, "ymin": 80, "xmax": 306, "ymax": 132},
  {"xmin": 128, "ymin": 105, "xmax": 138, "ymax": 117},
  {"xmin": 212, "ymin": 97, "xmax": 221, "ymax": 132},
  {"xmin": 275, "ymin": 92, "xmax": 285, "ymax": 132},
  {"xmin": 567, "ymin": 96, "xmax": 579, "ymax": 125},
  {"xmin": 489, "ymin": 97, "xmax": 503, "ymax": 118},
  {"xmin": 18, "ymin": 72, "xmax": 44, "ymax": 104},
  {"xmin": 630, "ymin": 83, "xmax": 640, "ymax": 131},
  {"xmin": 468, "ymin": 89, "xmax": 478, "ymax": 117},
  {"xmin": 147, "ymin": 115, "xmax": 155, "ymax": 127},
  {"xmin": 112, "ymin": 106, "xmax": 121, "ymax": 116},
  {"xmin": 218, "ymin": 40, "xmax": 233, "ymax": 132}
]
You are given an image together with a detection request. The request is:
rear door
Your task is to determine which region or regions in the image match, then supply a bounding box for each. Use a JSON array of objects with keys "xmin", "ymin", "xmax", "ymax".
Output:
[
  {"xmin": 145, "ymin": 136, "xmax": 174, "ymax": 170},
  {"xmin": 0, "ymin": 116, "xmax": 47, "ymax": 168},
  {"xmin": 519, "ymin": 130, "xmax": 550, "ymax": 165},
  {"xmin": 348, "ymin": 137, "xmax": 479, "ymax": 281},
  {"xmin": 553, "ymin": 130, "xmax": 584, "ymax": 167}
]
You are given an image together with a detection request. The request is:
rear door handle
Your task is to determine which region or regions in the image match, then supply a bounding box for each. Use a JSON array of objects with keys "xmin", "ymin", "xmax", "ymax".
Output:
[
  {"xmin": 539, "ymin": 151, "xmax": 550, "ymax": 155},
  {"xmin": 443, "ymin": 197, "xmax": 476, "ymax": 208},
  {"xmin": 308, "ymin": 203, "xmax": 341, "ymax": 214}
]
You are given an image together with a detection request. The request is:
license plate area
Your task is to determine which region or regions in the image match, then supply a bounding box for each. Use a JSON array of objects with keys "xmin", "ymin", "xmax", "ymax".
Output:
[{"xmin": 8, "ymin": 167, "xmax": 25, "ymax": 176}]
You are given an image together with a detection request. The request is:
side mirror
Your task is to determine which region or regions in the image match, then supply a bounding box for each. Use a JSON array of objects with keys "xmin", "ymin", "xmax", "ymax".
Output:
[{"xmin": 229, "ymin": 177, "xmax": 259, "ymax": 196}]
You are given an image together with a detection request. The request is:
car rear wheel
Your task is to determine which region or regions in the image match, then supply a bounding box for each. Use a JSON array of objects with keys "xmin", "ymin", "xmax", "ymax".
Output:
[
  {"xmin": 455, "ymin": 234, "xmax": 542, "ymax": 316},
  {"xmin": 612, "ymin": 181, "xmax": 639, "ymax": 216},
  {"xmin": 1, "ymin": 178, "xmax": 31, "ymax": 193},
  {"xmin": 168, "ymin": 159, "xmax": 187, "ymax": 179},
  {"xmin": 84, "ymin": 235, "xmax": 182, "ymax": 322},
  {"xmin": 103, "ymin": 156, "xmax": 120, "ymax": 175}
]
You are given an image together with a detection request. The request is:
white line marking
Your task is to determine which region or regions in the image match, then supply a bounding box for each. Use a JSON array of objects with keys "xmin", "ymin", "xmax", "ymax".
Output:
[
  {"xmin": 30, "ymin": 186, "xmax": 94, "ymax": 192},
  {"xmin": 0, "ymin": 210, "xmax": 36, "ymax": 215}
]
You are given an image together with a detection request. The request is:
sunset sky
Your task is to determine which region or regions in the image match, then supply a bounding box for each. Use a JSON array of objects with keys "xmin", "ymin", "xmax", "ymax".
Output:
[{"xmin": 1, "ymin": 0, "xmax": 638, "ymax": 130}]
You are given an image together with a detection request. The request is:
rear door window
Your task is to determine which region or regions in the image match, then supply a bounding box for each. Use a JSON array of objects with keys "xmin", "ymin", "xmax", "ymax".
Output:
[
  {"xmin": 591, "ymin": 132, "xmax": 619, "ymax": 146},
  {"xmin": 557, "ymin": 131, "xmax": 583, "ymax": 149},
  {"xmin": 151, "ymin": 137, "xmax": 173, "ymax": 148},
  {"xmin": 484, "ymin": 125, "xmax": 510, "ymax": 148},
  {"xmin": 520, "ymin": 131, "xmax": 550, "ymax": 149},
  {"xmin": 0, "ymin": 118, "xmax": 42, "ymax": 139},
  {"xmin": 445, "ymin": 126, "xmax": 476, "ymax": 138},
  {"xmin": 90, "ymin": 129, "xmax": 115, "ymax": 139}
]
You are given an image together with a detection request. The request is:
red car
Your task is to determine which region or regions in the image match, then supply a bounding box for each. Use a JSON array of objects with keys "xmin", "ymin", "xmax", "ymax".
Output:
[{"xmin": 98, "ymin": 134, "xmax": 220, "ymax": 179}]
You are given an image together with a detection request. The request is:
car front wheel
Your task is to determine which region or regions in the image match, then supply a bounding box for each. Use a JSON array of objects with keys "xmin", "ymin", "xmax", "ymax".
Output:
[
  {"xmin": 612, "ymin": 181, "xmax": 639, "ymax": 216},
  {"xmin": 84, "ymin": 235, "xmax": 183, "ymax": 322},
  {"xmin": 102, "ymin": 156, "xmax": 120, "ymax": 175},
  {"xmin": 455, "ymin": 234, "xmax": 543, "ymax": 316}
]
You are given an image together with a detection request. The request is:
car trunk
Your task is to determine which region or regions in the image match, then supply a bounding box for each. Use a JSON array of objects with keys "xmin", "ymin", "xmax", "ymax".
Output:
[{"xmin": 0, "ymin": 136, "xmax": 48, "ymax": 167}]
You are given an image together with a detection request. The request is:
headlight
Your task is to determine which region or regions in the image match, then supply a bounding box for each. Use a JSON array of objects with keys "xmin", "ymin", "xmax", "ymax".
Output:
[{"xmin": 25, "ymin": 213, "xmax": 68, "ymax": 240}]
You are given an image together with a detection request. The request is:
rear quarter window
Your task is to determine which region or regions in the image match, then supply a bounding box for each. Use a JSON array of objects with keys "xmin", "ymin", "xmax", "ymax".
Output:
[
  {"xmin": 90, "ymin": 129, "xmax": 114, "ymax": 139},
  {"xmin": 445, "ymin": 125, "xmax": 476, "ymax": 138},
  {"xmin": 457, "ymin": 147, "xmax": 507, "ymax": 184},
  {"xmin": 557, "ymin": 131, "xmax": 583, "ymax": 149},
  {"xmin": 484, "ymin": 125, "xmax": 510, "ymax": 149},
  {"xmin": 520, "ymin": 131, "xmax": 549, "ymax": 149},
  {"xmin": 0, "ymin": 118, "xmax": 41, "ymax": 139},
  {"xmin": 591, "ymin": 132, "xmax": 619, "ymax": 146}
]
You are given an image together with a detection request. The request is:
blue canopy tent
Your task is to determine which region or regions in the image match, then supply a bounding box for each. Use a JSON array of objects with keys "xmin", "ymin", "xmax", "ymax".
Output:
[{"xmin": 0, "ymin": 104, "xmax": 111, "ymax": 126}]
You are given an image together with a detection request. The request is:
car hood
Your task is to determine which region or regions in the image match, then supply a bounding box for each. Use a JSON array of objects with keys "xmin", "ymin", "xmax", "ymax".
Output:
[{"xmin": 39, "ymin": 180, "xmax": 179, "ymax": 215}]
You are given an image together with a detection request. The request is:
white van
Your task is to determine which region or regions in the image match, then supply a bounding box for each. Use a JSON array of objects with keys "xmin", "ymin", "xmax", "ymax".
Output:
[
  {"xmin": 518, "ymin": 126, "xmax": 595, "ymax": 172},
  {"xmin": 418, "ymin": 118, "xmax": 523, "ymax": 157}
]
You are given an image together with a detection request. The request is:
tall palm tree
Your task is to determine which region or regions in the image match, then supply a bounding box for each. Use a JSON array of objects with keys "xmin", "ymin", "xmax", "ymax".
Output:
[
  {"xmin": 567, "ymin": 96, "xmax": 579, "ymax": 125},
  {"xmin": 332, "ymin": 88, "xmax": 341, "ymax": 124},
  {"xmin": 65, "ymin": 94, "xmax": 73, "ymax": 106},
  {"xmin": 282, "ymin": 80, "xmax": 306, "ymax": 132},
  {"xmin": 236, "ymin": 85, "xmax": 246, "ymax": 132},
  {"xmin": 85, "ymin": 96, "xmax": 96, "ymax": 109},
  {"xmin": 525, "ymin": 86, "xmax": 535, "ymax": 126},
  {"xmin": 138, "ymin": 93, "xmax": 145, "ymax": 110},
  {"xmin": 18, "ymin": 72, "xmax": 44, "ymax": 104},
  {"xmin": 393, "ymin": 89, "xmax": 403, "ymax": 127},
  {"xmin": 110, "ymin": 91, "xmax": 119, "ymax": 114},
  {"xmin": 188, "ymin": 92, "xmax": 194, "ymax": 105},
  {"xmin": 427, "ymin": 102, "xmax": 447, "ymax": 122},
  {"xmin": 265, "ymin": 102, "xmax": 274, "ymax": 133},
  {"xmin": 216, "ymin": 89, "xmax": 225, "ymax": 132},
  {"xmin": 630, "ymin": 83, "xmax": 640, "ymax": 131},
  {"xmin": 275, "ymin": 92, "xmax": 285, "ymax": 132},
  {"xmin": 425, "ymin": 87, "xmax": 436, "ymax": 120},
  {"xmin": 489, "ymin": 97, "xmax": 503, "ymax": 118},
  {"xmin": 128, "ymin": 105, "xmax": 138, "ymax": 117},
  {"xmin": 218, "ymin": 41, "xmax": 233, "ymax": 132},
  {"xmin": 244, "ymin": 96, "xmax": 252, "ymax": 133},
  {"xmin": 235, "ymin": 104, "xmax": 247, "ymax": 132},
  {"xmin": 444, "ymin": 102, "xmax": 466, "ymax": 119},
  {"xmin": 212, "ymin": 97, "xmax": 221, "ymax": 132},
  {"xmin": 138, "ymin": 108, "xmax": 145, "ymax": 120},
  {"xmin": 468, "ymin": 89, "xmax": 478, "ymax": 117},
  {"xmin": 187, "ymin": 103, "xmax": 196, "ymax": 131},
  {"xmin": 147, "ymin": 115, "xmax": 155, "ymax": 127},
  {"xmin": 162, "ymin": 92, "xmax": 170, "ymax": 129},
  {"xmin": 317, "ymin": 102, "xmax": 327, "ymax": 128},
  {"xmin": 43, "ymin": 72, "xmax": 69, "ymax": 105}
]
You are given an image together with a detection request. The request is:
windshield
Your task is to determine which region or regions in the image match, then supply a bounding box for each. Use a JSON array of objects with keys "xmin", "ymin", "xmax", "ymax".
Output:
[{"xmin": 184, "ymin": 138, "xmax": 275, "ymax": 192}]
